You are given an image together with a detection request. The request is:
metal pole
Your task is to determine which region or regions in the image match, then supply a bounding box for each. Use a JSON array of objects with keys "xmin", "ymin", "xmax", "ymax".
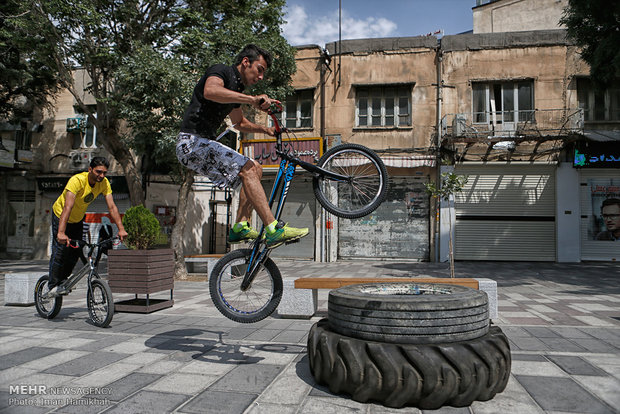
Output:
[
  {"xmin": 435, "ymin": 42, "xmax": 443, "ymax": 263},
  {"xmin": 338, "ymin": 0, "xmax": 342, "ymax": 88}
]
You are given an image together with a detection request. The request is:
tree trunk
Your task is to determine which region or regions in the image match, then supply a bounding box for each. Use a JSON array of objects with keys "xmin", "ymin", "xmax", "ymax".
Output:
[
  {"xmin": 171, "ymin": 169, "xmax": 194, "ymax": 280},
  {"xmin": 99, "ymin": 126, "xmax": 144, "ymax": 206}
]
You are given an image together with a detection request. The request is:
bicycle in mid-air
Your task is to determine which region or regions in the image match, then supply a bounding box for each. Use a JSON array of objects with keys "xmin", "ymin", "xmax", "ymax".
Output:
[
  {"xmin": 34, "ymin": 223, "xmax": 118, "ymax": 328},
  {"xmin": 209, "ymin": 103, "xmax": 389, "ymax": 323}
]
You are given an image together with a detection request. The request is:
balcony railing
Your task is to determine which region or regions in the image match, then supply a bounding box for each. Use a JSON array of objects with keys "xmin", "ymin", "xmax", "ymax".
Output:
[{"xmin": 441, "ymin": 108, "xmax": 584, "ymax": 142}]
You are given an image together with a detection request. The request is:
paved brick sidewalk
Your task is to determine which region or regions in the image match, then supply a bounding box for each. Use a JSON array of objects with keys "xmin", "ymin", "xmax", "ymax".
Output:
[{"xmin": 0, "ymin": 259, "xmax": 619, "ymax": 413}]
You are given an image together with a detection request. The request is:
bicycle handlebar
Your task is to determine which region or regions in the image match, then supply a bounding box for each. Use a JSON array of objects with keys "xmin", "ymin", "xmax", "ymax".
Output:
[
  {"xmin": 258, "ymin": 98, "xmax": 283, "ymax": 115},
  {"xmin": 67, "ymin": 236, "xmax": 120, "ymax": 249}
]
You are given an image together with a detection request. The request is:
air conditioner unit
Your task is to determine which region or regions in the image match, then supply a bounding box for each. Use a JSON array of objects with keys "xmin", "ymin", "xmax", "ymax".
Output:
[
  {"xmin": 66, "ymin": 117, "xmax": 87, "ymax": 132},
  {"xmin": 452, "ymin": 114, "xmax": 467, "ymax": 137},
  {"xmin": 69, "ymin": 150, "xmax": 92, "ymax": 171}
]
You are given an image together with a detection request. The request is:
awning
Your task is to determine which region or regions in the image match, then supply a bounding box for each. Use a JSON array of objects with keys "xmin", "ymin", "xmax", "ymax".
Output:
[
  {"xmin": 331, "ymin": 155, "xmax": 435, "ymax": 168},
  {"xmin": 381, "ymin": 155, "xmax": 436, "ymax": 168},
  {"xmin": 583, "ymin": 130, "xmax": 620, "ymax": 142}
]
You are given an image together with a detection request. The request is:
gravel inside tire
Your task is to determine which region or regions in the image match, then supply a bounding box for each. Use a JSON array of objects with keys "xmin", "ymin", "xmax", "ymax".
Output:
[
  {"xmin": 328, "ymin": 283, "xmax": 490, "ymax": 344},
  {"xmin": 308, "ymin": 319, "xmax": 511, "ymax": 409}
]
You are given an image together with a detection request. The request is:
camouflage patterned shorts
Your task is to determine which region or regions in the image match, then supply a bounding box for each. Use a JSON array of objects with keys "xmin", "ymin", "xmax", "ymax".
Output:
[{"xmin": 176, "ymin": 133, "xmax": 249, "ymax": 189}]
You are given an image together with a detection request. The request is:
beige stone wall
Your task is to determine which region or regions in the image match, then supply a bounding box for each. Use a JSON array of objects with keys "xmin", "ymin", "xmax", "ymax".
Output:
[
  {"xmin": 256, "ymin": 44, "xmax": 438, "ymax": 152},
  {"xmin": 323, "ymin": 48, "xmax": 437, "ymax": 151},
  {"xmin": 474, "ymin": 0, "xmax": 568, "ymax": 34}
]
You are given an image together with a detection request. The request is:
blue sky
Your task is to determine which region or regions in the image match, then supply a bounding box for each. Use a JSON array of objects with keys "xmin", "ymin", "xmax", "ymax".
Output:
[{"xmin": 282, "ymin": 0, "xmax": 477, "ymax": 47}]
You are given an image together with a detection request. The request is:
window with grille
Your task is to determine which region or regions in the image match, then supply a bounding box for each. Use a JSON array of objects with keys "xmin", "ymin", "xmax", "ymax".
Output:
[
  {"xmin": 355, "ymin": 85, "xmax": 412, "ymax": 128},
  {"xmin": 472, "ymin": 81, "xmax": 534, "ymax": 124},
  {"xmin": 577, "ymin": 78, "xmax": 620, "ymax": 122},
  {"xmin": 71, "ymin": 108, "xmax": 99, "ymax": 149},
  {"xmin": 271, "ymin": 89, "xmax": 314, "ymax": 129}
]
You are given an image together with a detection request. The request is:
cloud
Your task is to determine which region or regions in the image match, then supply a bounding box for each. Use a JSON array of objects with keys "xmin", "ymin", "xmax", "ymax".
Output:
[{"xmin": 282, "ymin": 5, "xmax": 398, "ymax": 47}]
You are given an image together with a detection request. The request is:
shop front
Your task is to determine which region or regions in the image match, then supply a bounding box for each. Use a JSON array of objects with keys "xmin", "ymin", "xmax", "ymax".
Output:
[
  {"xmin": 453, "ymin": 163, "xmax": 557, "ymax": 261},
  {"xmin": 574, "ymin": 140, "xmax": 620, "ymax": 261}
]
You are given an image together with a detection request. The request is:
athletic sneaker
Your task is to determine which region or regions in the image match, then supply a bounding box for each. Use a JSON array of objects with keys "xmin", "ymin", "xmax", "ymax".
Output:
[
  {"xmin": 265, "ymin": 221, "xmax": 309, "ymax": 248},
  {"xmin": 47, "ymin": 286, "xmax": 69, "ymax": 298},
  {"xmin": 228, "ymin": 222, "xmax": 259, "ymax": 244}
]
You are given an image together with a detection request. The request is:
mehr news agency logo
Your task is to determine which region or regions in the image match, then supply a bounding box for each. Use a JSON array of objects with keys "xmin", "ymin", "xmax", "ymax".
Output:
[{"xmin": 8, "ymin": 384, "xmax": 112, "ymax": 407}]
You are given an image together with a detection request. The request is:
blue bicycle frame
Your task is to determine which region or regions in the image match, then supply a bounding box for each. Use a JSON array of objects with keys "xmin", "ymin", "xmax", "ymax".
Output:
[{"xmin": 239, "ymin": 108, "xmax": 349, "ymax": 290}]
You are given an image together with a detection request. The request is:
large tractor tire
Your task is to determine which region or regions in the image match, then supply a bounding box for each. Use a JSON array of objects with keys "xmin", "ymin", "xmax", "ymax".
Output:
[
  {"xmin": 328, "ymin": 283, "xmax": 490, "ymax": 344},
  {"xmin": 308, "ymin": 319, "xmax": 511, "ymax": 409}
]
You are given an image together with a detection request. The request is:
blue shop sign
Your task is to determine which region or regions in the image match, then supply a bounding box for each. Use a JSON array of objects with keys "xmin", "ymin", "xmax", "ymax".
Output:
[{"xmin": 574, "ymin": 143, "xmax": 620, "ymax": 168}]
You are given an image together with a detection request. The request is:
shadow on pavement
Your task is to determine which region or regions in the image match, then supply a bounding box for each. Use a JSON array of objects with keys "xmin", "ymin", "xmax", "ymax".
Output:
[{"xmin": 144, "ymin": 329, "xmax": 305, "ymax": 365}]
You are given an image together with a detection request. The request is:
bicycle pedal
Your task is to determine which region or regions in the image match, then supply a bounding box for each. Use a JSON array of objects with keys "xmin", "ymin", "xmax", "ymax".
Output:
[{"xmin": 285, "ymin": 239, "xmax": 301, "ymax": 245}]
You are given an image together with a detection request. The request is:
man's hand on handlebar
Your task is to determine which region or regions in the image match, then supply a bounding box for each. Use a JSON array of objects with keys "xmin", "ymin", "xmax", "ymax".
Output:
[
  {"xmin": 57, "ymin": 232, "xmax": 69, "ymax": 246},
  {"xmin": 254, "ymin": 95, "xmax": 281, "ymax": 112},
  {"xmin": 117, "ymin": 229, "xmax": 128, "ymax": 242}
]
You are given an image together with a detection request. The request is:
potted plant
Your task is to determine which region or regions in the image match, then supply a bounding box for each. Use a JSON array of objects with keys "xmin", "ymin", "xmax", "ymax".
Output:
[{"xmin": 107, "ymin": 205, "xmax": 174, "ymax": 313}]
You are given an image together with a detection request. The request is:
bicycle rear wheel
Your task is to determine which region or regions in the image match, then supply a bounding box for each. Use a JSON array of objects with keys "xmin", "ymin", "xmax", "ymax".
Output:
[
  {"xmin": 209, "ymin": 249, "xmax": 283, "ymax": 323},
  {"xmin": 313, "ymin": 143, "xmax": 388, "ymax": 219},
  {"xmin": 34, "ymin": 275, "xmax": 62, "ymax": 319},
  {"xmin": 87, "ymin": 276, "xmax": 114, "ymax": 328}
]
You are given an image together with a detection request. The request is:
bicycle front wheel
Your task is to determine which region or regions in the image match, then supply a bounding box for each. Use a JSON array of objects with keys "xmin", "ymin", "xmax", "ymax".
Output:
[
  {"xmin": 87, "ymin": 277, "xmax": 114, "ymax": 328},
  {"xmin": 209, "ymin": 249, "xmax": 283, "ymax": 323},
  {"xmin": 34, "ymin": 275, "xmax": 62, "ymax": 319},
  {"xmin": 313, "ymin": 143, "xmax": 388, "ymax": 219}
]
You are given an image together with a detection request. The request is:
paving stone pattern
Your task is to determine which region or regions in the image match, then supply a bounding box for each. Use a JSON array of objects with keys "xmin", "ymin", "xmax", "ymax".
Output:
[{"xmin": 0, "ymin": 259, "xmax": 618, "ymax": 413}]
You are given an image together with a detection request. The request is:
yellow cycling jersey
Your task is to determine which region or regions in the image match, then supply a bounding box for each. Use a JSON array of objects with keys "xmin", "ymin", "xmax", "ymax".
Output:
[{"xmin": 52, "ymin": 172, "xmax": 112, "ymax": 223}]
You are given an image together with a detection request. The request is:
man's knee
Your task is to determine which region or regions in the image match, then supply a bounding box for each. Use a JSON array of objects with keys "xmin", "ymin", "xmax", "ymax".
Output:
[{"xmin": 239, "ymin": 160, "xmax": 263, "ymax": 180}]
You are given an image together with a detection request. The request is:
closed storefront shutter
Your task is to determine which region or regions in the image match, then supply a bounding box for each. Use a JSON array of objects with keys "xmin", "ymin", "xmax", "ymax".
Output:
[
  {"xmin": 454, "ymin": 165, "xmax": 556, "ymax": 261},
  {"xmin": 338, "ymin": 176, "xmax": 430, "ymax": 260},
  {"xmin": 579, "ymin": 170, "xmax": 620, "ymax": 261},
  {"xmin": 262, "ymin": 176, "xmax": 316, "ymax": 259}
]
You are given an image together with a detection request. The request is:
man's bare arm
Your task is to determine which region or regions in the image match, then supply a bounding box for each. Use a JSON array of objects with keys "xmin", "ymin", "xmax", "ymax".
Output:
[
  {"xmin": 104, "ymin": 194, "xmax": 128, "ymax": 241},
  {"xmin": 203, "ymin": 76, "xmax": 275, "ymax": 111}
]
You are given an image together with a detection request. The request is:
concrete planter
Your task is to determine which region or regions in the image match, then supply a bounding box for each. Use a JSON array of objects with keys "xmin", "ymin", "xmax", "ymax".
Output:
[
  {"xmin": 4, "ymin": 272, "xmax": 44, "ymax": 306},
  {"xmin": 107, "ymin": 248, "xmax": 174, "ymax": 313}
]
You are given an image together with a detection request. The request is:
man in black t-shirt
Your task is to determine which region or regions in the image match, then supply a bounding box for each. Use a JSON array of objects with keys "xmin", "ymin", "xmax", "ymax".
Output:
[{"xmin": 176, "ymin": 44, "xmax": 308, "ymax": 248}]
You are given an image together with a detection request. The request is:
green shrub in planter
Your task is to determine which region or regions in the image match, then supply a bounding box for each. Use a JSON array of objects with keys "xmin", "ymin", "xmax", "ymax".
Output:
[{"xmin": 122, "ymin": 205, "xmax": 161, "ymax": 250}]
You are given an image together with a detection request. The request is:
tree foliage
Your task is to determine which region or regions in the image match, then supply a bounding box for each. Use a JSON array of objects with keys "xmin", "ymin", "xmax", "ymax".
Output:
[
  {"xmin": 0, "ymin": 1, "xmax": 60, "ymax": 121},
  {"xmin": 561, "ymin": 0, "xmax": 620, "ymax": 90},
  {"xmin": 113, "ymin": 0, "xmax": 296, "ymax": 177}
]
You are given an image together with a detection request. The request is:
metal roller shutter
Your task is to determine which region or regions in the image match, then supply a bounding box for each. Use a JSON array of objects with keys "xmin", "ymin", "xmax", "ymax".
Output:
[
  {"xmin": 338, "ymin": 176, "xmax": 430, "ymax": 260},
  {"xmin": 261, "ymin": 176, "xmax": 316, "ymax": 259},
  {"xmin": 454, "ymin": 165, "xmax": 556, "ymax": 261}
]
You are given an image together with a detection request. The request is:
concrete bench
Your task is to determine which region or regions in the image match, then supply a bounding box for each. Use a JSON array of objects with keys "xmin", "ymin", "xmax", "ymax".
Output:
[
  {"xmin": 183, "ymin": 254, "xmax": 223, "ymax": 274},
  {"xmin": 276, "ymin": 277, "xmax": 498, "ymax": 320},
  {"xmin": 4, "ymin": 272, "xmax": 45, "ymax": 306}
]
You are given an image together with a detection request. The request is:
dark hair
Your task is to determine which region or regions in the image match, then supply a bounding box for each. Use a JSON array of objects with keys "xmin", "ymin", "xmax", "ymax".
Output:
[
  {"xmin": 601, "ymin": 198, "xmax": 620, "ymax": 210},
  {"xmin": 90, "ymin": 156, "xmax": 109, "ymax": 169},
  {"xmin": 234, "ymin": 44, "xmax": 272, "ymax": 68}
]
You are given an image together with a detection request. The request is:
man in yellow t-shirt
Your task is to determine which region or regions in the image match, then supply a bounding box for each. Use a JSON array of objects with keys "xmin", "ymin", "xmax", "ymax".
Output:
[{"xmin": 48, "ymin": 157, "xmax": 127, "ymax": 295}]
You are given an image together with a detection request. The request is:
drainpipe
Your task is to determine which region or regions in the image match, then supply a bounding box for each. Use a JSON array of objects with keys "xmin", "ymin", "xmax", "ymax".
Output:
[
  {"xmin": 434, "ymin": 41, "xmax": 443, "ymax": 263},
  {"xmin": 320, "ymin": 50, "xmax": 326, "ymax": 262}
]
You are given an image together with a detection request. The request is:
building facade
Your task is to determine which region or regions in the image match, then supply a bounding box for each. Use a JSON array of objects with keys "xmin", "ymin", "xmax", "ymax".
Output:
[{"xmin": 1, "ymin": 0, "xmax": 617, "ymax": 262}]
